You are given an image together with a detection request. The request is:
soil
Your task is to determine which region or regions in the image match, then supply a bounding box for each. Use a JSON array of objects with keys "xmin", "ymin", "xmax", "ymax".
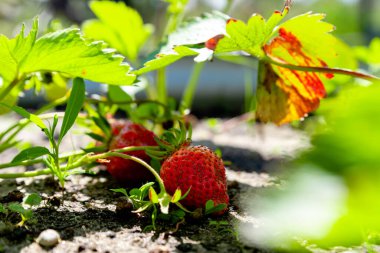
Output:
[{"xmin": 0, "ymin": 116, "xmax": 310, "ymax": 253}]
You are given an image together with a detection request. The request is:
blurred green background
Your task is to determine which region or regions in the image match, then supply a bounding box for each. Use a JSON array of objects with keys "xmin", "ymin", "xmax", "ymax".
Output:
[
  {"xmin": 0, "ymin": 0, "xmax": 379, "ymax": 47},
  {"xmin": 1, "ymin": 0, "xmax": 378, "ymax": 117}
]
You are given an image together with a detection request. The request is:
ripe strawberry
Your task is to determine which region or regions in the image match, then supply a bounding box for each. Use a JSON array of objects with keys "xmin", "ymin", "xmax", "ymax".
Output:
[
  {"xmin": 106, "ymin": 121, "xmax": 158, "ymax": 184},
  {"xmin": 159, "ymin": 143, "xmax": 229, "ymax": 214}
]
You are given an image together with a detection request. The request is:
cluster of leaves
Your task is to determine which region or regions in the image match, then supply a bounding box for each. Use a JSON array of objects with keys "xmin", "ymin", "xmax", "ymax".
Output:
[
  {"xmin": 112, "ymin": 183, "xmax": 226, "ymax": 230},
  {"xmin": 0, "ymin": 193, "xmax": 42, "ymax": 226}
]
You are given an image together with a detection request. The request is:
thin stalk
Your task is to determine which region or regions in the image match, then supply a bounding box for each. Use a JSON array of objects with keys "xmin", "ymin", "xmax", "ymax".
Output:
[
  {"xmin": 0, "ymin": 75, "xmax": 24, "ymax": 101},
  {"xmin": 0, "ymin": 146, "xmax": 159, "ymax": 170},
  {"xmin": 86, "ymin": 98, "xmax": 168, "ymax": 109},
  {"xmin": 0, "ymin": 150, "xmax": 84, "ymax": 170},
  {"xmin": 244, "ymin": 68, "xmax": 255, "ymax": 113},
  {"xmin": 0, "ymin": 95, "xmax": 68, "ymax": 142},
  {"xmin": 105, "ymin": 152, "xmax": 165, "ymax": 192},
  {"xmin": 180, "ymin": 62, "xmax": 205, "ymax": 114},
  {"xmin": 0, "ymin": 112, "xmax": 65, "ymax": 145},
  {"xmin": 157, "ymin": 68, "xmax": 167, "ymax": 105},
  {"xmin": 0, "ymin": 147, "xmax": 164, "ymax": 191},
  {"xmin": 266, "ymin": 56, "xmax": 380, "ymax": 81},
  {"xmin": 223, "ymin": 0, "xmax": 234, "ymax": 13}
]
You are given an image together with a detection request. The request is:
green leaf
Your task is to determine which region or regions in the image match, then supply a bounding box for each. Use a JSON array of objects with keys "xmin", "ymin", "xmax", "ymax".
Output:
[
  {"xmin": 134, "ymin": 11, "xmax": 228, "ymax": 75},
  {"xmin": 139, "ymin": 182, "xmax": 155, "ymax": 197},
  {"xmin": 19, "ymin": 27, "xmax": 135, "ymax": 85},
  {"xmin": 355, "ymin": 37, "xmax": 380, "ymax": 64},
  {"xmin": 8, "ymin": 203, "xmax": 26, "ymax": 215},
  {"xmin": 91, "ymin": 115, "xmax": 111, "ymax": 138},
  {"xmin": 86, "ymin": 132, "xmax": 105, "ymax": 142},
  {"xmin": 158, "ymin": 192, "xmax": 171, "ymax": 214},
  {"xmin": 58, "ymin": 78, "xmax": 85, "ymax": 143},
  {"xmin": 205, "ymin": 200, "xmax": 214, "ymax": 212},
  {"xmin": 171, "ymin": 188, "xmax": 182, "ymax": 203},
  {"xmin": 0, "ymin": 37, "xmax": 18, "ymax": 87},
  {"xmin": 134, "ymin": 46, "xmax": 198, "ymax": 75},
  {"xmin": 162, "ymin": 11, "xmax": 229, "ymax": 52},
  {"xmin": 1, "ymin": 17, "xmax": 135, "ymax": 87},
  {"xmin": 22, "ymin": 209, "xmax": 34, "ymax": 220},
  {"xmin": 110, "ymin": 188, "xmax": 129, "ymax": 197},
  {"xmin": 164, "ymin": 0, "xmax": 189, "ymax": 14},
  {"xmin": 279, "ymin": 12, "xmax": 356, "ymax": 70},
  {"xmin": 149, "ymin": 187, "xmax": 159, "ymax": 204},
  {"xmin": 180, "ymin": 186, "xmax": 191, "ymax": 200},
  {"xmin": 215, "ymin": 8, "xmax": 289, "ymax": 58},
  {"xmin": 0, "ymin": 89, "xmax": 18, "ymax": 115},
  {"xmin": 204, "ymin": 200, "xmax": 227, "ymax": 215},
  {"xmin": 0, "ymin": 103, "xmax": 47, "ymax": 129},
  {"xmin": 0, "ymin": 203, "xmax": 5, "ymax": 213},
  {"xmin": 108, "ymin": 86, "xmax": 134, "ymax": 118},
  {"xmin": 133, "ymin": 202, "xmax": 152, "ymax": 213},
  {"xmin": 23, "ymin": 193, "xmax": 42, "ymax": 206},
  {"xmin": 11, "ymin": 146, "xmax": 50, "ymax": 163},
  {"xmin": 44, "ymin": 72, "xmax": 68, "ymax": 101},
  {"xmin": 129, "ymin": 188, "xmax": 141, "ymax": 198},
  {"xmin": 83, "ymin": 1, "xmax": 153, "ymax": 62},
  {"xmin": 0, "ymin": 18, "xmax": 38, "ymax": 87}
]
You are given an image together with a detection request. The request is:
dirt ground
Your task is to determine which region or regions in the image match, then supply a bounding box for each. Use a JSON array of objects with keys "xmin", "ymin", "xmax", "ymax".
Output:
[{"xmin": 0, "ymin": 116, "xmax": 310, "ymax": 253}]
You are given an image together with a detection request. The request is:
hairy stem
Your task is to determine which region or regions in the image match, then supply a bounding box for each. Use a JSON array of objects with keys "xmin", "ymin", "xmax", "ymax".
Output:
[
  {"xmin": 157, "ymin": 68, "xmax": 167, "ymax": 106},
  {"xmin": 180, "ymin": 62, "xmax": 205, "ymax": 114},
  {"xmin": 0, "ymin": 146, "xmax": 159, "ymax": 177},
  {"xmin": 266, "ymin": 56, "xmax": 380, "ymax": 81},
  {"xmin": 0, "ymin": 75, "xmax": 24, "ymax": 102}
]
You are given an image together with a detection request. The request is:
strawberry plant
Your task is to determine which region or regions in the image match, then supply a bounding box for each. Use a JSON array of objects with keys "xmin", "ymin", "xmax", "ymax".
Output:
[{"xmin": 0, "ymin": 0, "xmax": 379, "ymax": 251}]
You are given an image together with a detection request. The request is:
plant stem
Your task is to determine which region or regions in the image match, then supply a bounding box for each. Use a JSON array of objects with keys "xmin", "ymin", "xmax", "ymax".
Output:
[
  {"xmin": 244, "ymin": 68, "xmax": 255, "ymax": 113},
  {"xmin": 0, "ymin": 146, "xmax": 159, "ymax": 177},
  {"xmin": 157, "ymin": 68, "xmax": 167, "ymax": 105},
  {"xmin": 102, "ymin": 152, "xmax": 165, "ymax": 193},
  {"xmin": 180, "ymin": 62, "xmax": 205, "ymax": 114},
  {"xmin": 223, "ymin": 0, "xmax": 234, "ymax": 13},
  {"xmin": 0, "ymin": 95, "xmax": 68, "ymax": 142},
  {"xmin": 0, "ymin": 150, "xmax": 84, "ymax": 170},
  {"xmin": 266, "ymin": 56, "xmax": 380, "ymax": 81},
  {"xmin": 0, "ymin": 75, "xmax": 24, "ymax": 102}
]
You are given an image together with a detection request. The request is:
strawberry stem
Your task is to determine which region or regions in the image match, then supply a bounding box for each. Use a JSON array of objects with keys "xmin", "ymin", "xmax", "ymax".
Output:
[
  {"xmin": 265, "ymin": 55, "xmax": 380, "ymax": 81},
  {"xmin": 105, "ymin": 152, "xmax": 166, "ymax": 193}
]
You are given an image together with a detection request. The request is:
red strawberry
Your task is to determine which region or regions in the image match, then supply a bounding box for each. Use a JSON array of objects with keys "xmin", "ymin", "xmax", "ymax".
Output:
[
  {"xmin": 106, "ymin": 121, "xmax": 158, "ymax": 184},
  {"xmin": 160, "ymin": 144, "xmax": 229, "ymax": 214}
]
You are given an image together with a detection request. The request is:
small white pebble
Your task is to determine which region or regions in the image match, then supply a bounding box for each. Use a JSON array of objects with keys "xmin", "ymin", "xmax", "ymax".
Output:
[{"xmin": 36, "ymin": 229, "xmax": 61, "ymax": 247}]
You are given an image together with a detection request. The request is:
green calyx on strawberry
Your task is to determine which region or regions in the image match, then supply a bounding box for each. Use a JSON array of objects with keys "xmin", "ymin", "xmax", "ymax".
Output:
[{"xmin": 148, "ymin": 123, "xmax": 229, "ymax": 215}]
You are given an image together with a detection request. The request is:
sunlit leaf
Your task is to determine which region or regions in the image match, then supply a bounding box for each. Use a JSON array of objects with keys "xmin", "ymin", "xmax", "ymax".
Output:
[
  {"xmin": 20, "ymin": 28, "xmax": 135, "ymax": 85},
  {"xmin": 0, "ymin": 17, "xmax": 136, "ymax": 88},
  {"xmin": 162, "ymin": 11, "xmax": 228, "ymax": 52},
  {"xmin": 83, "ymin": 1, "xmax": 153, "ymax": 61},
  {"xmin": 214, "ymin": 8, "xmax": 289, "ymax": 58},
  {"xmin": 134, "ymin": 46, "xmax": 198, "ymax": 75},
  {"xmin": 23, "ymin": 193, "xmax": 42, "ymax": 206},
  {"xmin": 7, "ymin": 203, "xmax": 26, "ymax": 215},
  {"xmin": 256, "ymin": 25, "xmax": 336, "ymax": 125},
  {"xmin": 164, "ymin": 0, "xmax": 189, "ymax": 14},
  {"xmin": 171, "ymin": 188, "xmax": 182, "ymax": 203},
  {"xmin": 0, "ymin": 103, "xmax": 47, "ymax": 129},
  {"xmin": 149, "ymin": 187, "xmax": 159, "ymax": 204},
  {"xmin": 110, "ymin": 188, "xmax": 129, "ymax": 197},
  {"xmin": 355, "ymin": 37, "xmax": 380, "ymax": 67},
  {"xmin": 12, "ymin": 146, "xmax": 50, "ymax": 163},
  {"xmin": 58, "ymin": 78, "xmax": 85, "ymax": 143},
  {"xmin": 135, "ymin": 12, "xmax": 228, "ymax": 75}
]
